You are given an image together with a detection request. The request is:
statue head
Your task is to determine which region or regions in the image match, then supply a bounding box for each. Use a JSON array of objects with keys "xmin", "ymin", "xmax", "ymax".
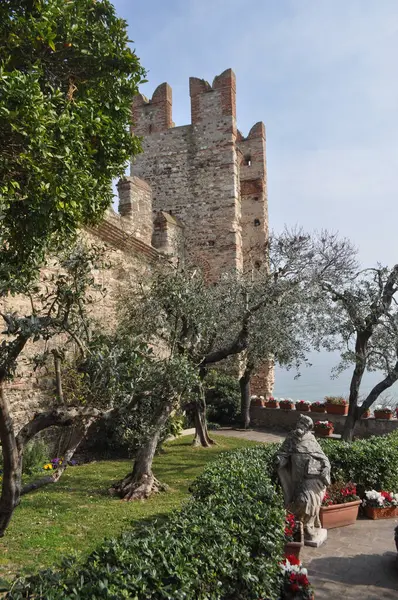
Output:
[{"xmin": 295, "ymin": 415, "xmax": 314, "ymax": 438}]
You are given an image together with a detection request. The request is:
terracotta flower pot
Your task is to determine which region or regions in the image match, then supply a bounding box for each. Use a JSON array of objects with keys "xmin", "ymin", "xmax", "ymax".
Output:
[
  {"xmin": 314, "ymin": 426, "xmax": 334, "ymax": 437},
  {"xmin": 284, "ymin": 522, "xmax": 304, "ymax": 558},
  {"xmin": 320, "ymin": 500, "xmax": 360, "ymax": 529},
  {"xmin": 361, "ymin": 411, "xmax": 371, "ymax": 419},
  {"xmin": 264, "ymin": 401, "xmax": 279, "ymax": 409},
  {"xmin": 365, "ymin": 506, "xmax": 398, "ymax": 520},
  {"xmin": 251, "ymin": 398, "xmax": 264, "ymax": 407},
  {"xmin": 296, "ymin": 404, "xmax": 310, "ymax": 412},
  {"xmin": 374, "ymin": 411, "xmax": 393, "ymax": 420},
  {"xmin": 325, "ymin": 403, "xmax": 348, "ymax": 415},
  {"xmin": 280, "ymin": 402, "xmax": 295, "ymax": 410},
  {"xmin": 310, "ymin": 405, "xmax": 326, "ymax": 413}
]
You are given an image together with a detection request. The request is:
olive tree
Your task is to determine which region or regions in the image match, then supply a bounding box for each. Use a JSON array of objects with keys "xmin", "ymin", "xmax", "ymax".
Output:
[
  {"xmin": 0, "ymin": 0, "xmax": 145, "ymax": 534},
  {"xmin": 322, "ymin": 265, "xmax": 398, "ymax": 441}
]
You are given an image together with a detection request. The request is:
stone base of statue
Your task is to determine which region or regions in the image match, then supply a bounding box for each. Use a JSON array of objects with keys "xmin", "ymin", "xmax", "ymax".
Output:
[{"xmin": 304, "ymin": 527, "xmax": 327, "ymax": 548}]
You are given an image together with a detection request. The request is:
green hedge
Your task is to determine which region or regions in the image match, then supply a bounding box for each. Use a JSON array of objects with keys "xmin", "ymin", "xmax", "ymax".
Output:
[
  {"xmin": 9, "ymin": 447, "xmax": 285, "ymax": 600},
  {"xmin": 319, "ymin": 431, "xmax": 398, "ymax": 491}
]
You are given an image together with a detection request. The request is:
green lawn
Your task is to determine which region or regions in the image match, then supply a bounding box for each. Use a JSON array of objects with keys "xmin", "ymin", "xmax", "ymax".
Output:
[{"xmin": 0, "ymin": 435, "xmax": 260, "ymax": 580}]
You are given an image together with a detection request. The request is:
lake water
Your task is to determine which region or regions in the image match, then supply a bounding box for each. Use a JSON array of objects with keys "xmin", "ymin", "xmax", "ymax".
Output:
[{"xmin": 273, "ymin": 351, "xmax": 398, "ymax": 405}]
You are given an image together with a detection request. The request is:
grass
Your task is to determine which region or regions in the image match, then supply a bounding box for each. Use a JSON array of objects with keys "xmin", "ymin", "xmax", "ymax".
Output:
[{"xmin": 0, "ymin": 435, "xmax": 261, "ymax": 580}]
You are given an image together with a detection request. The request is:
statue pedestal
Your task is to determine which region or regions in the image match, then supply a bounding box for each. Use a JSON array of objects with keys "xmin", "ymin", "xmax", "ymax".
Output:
[{"xmin": 304, "ymin": 527, "xmax": 327, "ymax": 548}]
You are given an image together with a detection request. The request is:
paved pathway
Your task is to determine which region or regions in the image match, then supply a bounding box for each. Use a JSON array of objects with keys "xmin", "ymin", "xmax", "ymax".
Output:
[
  {"xmin": 302, "ymin": 518, "xmax": 398, "ymax": 600},
  {"xmin": 180, "ymin": 427, "xmax": 398, "ymax": 599}
]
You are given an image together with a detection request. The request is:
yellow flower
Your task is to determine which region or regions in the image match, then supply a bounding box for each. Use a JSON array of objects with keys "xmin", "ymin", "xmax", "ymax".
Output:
[{"xmin": 43, "ymin": 463, "xmax": 53, "ymax": 470}]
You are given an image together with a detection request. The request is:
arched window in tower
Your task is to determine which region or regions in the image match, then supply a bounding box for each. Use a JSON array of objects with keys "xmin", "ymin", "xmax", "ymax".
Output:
[
  {"xmin": 244, "ymin": 154, "xmax": 252, "ymax": 167},
  {"xmin": 254, "ymin": 218, "xmax": 261, "ymax": 227}
]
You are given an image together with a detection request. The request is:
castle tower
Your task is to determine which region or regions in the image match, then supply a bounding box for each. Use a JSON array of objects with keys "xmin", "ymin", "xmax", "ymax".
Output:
[{"xmin": 129, "ymin": 69, "xmax": 272, "ymax": 394}]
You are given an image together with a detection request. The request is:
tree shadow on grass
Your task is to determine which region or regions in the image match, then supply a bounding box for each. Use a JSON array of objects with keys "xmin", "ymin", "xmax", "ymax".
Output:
[{"xmin": 308, "ymin": 552, "xmax": 398, "ymax": 596}]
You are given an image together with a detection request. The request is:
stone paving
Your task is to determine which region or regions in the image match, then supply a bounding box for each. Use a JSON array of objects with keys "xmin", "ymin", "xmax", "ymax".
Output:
[
  {"xmin": 302, "ymin": 518, "xmax": 398, "ymax": 600},
  {"xmin": 186, "ymin": 427, "xmax": 398, "ymax": 600}
]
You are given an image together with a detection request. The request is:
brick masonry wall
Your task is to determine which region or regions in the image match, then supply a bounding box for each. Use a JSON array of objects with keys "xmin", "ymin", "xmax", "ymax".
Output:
[
  {"xmin": 131, "ymin": 68, "xmax": 274, "ymax": 394},
  {"xmin": 1, "ymin": 203, "xmax": 157, "ymax": 431},
  {"xmin": 131, "ymin": 69, "xmax": 243, "ymax": 280}
]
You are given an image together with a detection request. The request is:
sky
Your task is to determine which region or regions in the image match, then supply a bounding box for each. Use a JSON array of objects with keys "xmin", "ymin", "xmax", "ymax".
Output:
[{"xmin": 112, "ymin": 0, "xmax": 398, "ymax": 400}]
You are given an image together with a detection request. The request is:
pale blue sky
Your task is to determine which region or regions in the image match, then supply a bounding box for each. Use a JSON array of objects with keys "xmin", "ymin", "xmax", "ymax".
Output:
[
  {"xmin": 114, "ymin": 0, "xmax": 398, "ymax": 267},
  {"xmin": 112, "ymin": 0, "xmax": 398, "ymax": 399}
]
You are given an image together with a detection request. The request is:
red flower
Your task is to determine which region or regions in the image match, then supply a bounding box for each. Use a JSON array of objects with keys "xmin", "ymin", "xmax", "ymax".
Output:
[
  {"xmin": 285, "ymin": 554, "xmax": 301, "ymax": 566},
  {"xmin": 381, "ymin": 491, "xmax": 393, "ymax": 502},
  {"xmin": 290, "ymin": 583, "xmax": 300, "ymax": 593}
]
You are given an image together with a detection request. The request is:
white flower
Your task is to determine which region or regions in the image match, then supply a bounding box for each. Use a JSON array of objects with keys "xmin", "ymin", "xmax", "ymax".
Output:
[
  {"xmin": 375, "ymin": 404, "xmax": 383, "ymax": 410},
  {"xmin": 250, "ymin": 395, "xmax": 258, "ymax": 400},
  {"xmin": 259, "ymin": 395, "xmax": 265, "ymax": 400}
]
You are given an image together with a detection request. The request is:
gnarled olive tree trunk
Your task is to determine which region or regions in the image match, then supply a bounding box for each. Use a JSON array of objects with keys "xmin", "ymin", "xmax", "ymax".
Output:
[
  {"xmin": 239, "ymin": 363, "xmax": 253, "ymax": 430},
  {"xmin": 110, "ymin": 401, "xmax": 173, "ymax": 501},
  {"xmin": 0, "ymin": 385, "xmax": 23, "ymax": 537},
  {"xmin": 192, "ymin": 377, "xmax": 215, "ymax": 448}
]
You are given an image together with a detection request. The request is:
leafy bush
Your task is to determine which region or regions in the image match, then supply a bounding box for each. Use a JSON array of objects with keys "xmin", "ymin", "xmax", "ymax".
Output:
[
  {"xmin": 9, "ymin": 448, "xmax": 285, "ymax": 600},
  {"xmin": 320, "ymin": 432, "xmax": 398, "ymax": 492},
  {"xmin": 0, "ymin": 439, "xmax": 49, "ymax": 477},
  {"xmin": 205, "ymin": 371, "xmax": 241, "ymax": 425},
  {"xmin": 22, "ymin": 439, "xmax": 50, "ymax": 475}
]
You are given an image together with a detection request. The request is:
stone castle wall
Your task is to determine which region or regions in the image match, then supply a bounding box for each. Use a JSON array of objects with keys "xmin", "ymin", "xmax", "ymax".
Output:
[
  {"xmin": 131, "ymin": 68, "xmax": 273, "ymax": 394},
  {"xmin": 1, "ymin": 204, "xmax": 158, "ymax": 430},
  {"xmin": 3, "ymin": 68, "xmax": 275, "ymax": 430}
]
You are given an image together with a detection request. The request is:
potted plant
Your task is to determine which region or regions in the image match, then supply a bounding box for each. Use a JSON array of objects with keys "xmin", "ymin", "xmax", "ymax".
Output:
[
  {"xmin": 310, "ymin": 401, "xmax": 326, "ymax": 413},
  {"xmin": 284, "ymin": 512, "xmax": 303, "ymax": 558},
  {"xmin": 314, "ymin": 420, "xmax": 334, "ymax": 437},
  {"xmin": 264, "ymin": 396, "xmax": 279, "ymax": 408},
  {"xmin": 250, "ymin": 395, "xmax": 264, "ymax": 407},
  {"xmin": 374, "ymin": 405, "xmax": 394, "ymax": 420},
  {"xmin": 280, "ymin": 398, "xmax": 295, "ymax": 410},
  {"xmin": 295, "ymin": 400, "xmax": 310, "ymax": 412},
  {"xmin": 361, "ymin": 408, "xmax": 371, "ymax": 418},
  {"xmin": 362, "ymin": 490, "xmax": 398, "ymax": 519},
  {"xmin": 280, "ymin": 555, "xmax": 314, "ymax": 600},
  {"xmin": 320, "ymin": 482, "xmax": 361, "ymax": 529},
  {"xmin": 324, "ymin": 396, "xmax": 349, "ymax": 415}
]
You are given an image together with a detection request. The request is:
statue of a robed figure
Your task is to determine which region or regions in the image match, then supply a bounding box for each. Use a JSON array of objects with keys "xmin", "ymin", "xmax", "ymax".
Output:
[{"xmin": 276, "ymin": 415, "xmax": 331, "ymax": 547}]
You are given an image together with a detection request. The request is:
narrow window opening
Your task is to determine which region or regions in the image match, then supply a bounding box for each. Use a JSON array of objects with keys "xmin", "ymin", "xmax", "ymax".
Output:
[
  {"xmin": 244, "ymin": 155, "xmax": 252, "ymax": 167},
  {"xmin": 254, "ymin": 218, "xmax": 260, "ymax": 227}
]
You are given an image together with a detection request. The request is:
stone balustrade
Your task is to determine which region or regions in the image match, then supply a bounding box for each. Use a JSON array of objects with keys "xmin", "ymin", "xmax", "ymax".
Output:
[{"xmin": 250, "ymin": 406, "xmax": 398, "ymax": 438}]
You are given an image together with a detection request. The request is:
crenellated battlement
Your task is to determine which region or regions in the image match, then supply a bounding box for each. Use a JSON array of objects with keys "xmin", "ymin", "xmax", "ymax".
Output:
[
  {"xmin": 189, "ymin": 68, "xmax": 236, "ymax": 125},
  {"xmin": 132, "ymin": 82, "xmax": 173, "ymax": 135}
]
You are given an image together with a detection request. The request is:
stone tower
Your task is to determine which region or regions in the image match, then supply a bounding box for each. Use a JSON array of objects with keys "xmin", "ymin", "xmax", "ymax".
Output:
[{"xmin": 130, "ymin": 68, "xmax": 273, "ymax": 394}]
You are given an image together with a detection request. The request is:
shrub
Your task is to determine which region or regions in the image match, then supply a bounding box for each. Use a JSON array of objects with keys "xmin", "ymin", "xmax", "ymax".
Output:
[
  {"xmin": 9, "ymin": 447, "xmax": 285, "ymax": 600},
  {"xmin": 205, "ymin": 371, "xmax": 241, "ymax": 425},
  {"xmin": 320, "ymin": 432, "xmax": 398, "ymax": 492},
  {"xmin": 22, "ymin": 439, "xmax": 50, "ymax": 475}
]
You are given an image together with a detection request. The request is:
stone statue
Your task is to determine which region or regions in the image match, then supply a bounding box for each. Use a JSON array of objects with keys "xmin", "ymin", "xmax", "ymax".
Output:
[{"xmin": 276, "ymin": 415, "xmax": 331, "ymax": 547}]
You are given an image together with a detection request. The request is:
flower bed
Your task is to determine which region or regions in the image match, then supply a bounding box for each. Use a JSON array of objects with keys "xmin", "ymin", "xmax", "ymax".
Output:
[
  {"xmin": 265, "ymin": 396, "xmax": 279, "ymax": 409},
  {"xmin": 362, "ymin": 489, "xmax": 398, "ymax": 519},
  {"xmin": 314, "ymin": 420, "xmax": 334, "ymax": 437},
  {"xmin": 310, "ymin": 401, "xmax": 326, "ymax": 413},
  {"xmin": 250, "ymin": 394, "xmax": 264, "ymax": 407},
  {"xmin": 280, "ymin": 399, "xmax": 295, "ymax": 410},
  {"xmin": 324, "ymin": 396, "xmax": 348, "ymax": 415},
  {"xmin": 280, "ymin": 555, "xmax": 314, "ymax": 600},
  {"xmin": 295, "ymin": 400, "xmax": 310, "ymax": 412},
  {"xmin": 321, "ymin": 482, "xmax": 360, "ymax": 529},
  {"xmin": 374, "ymin": 405, "xmax": 394, "ymax": 420}
]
